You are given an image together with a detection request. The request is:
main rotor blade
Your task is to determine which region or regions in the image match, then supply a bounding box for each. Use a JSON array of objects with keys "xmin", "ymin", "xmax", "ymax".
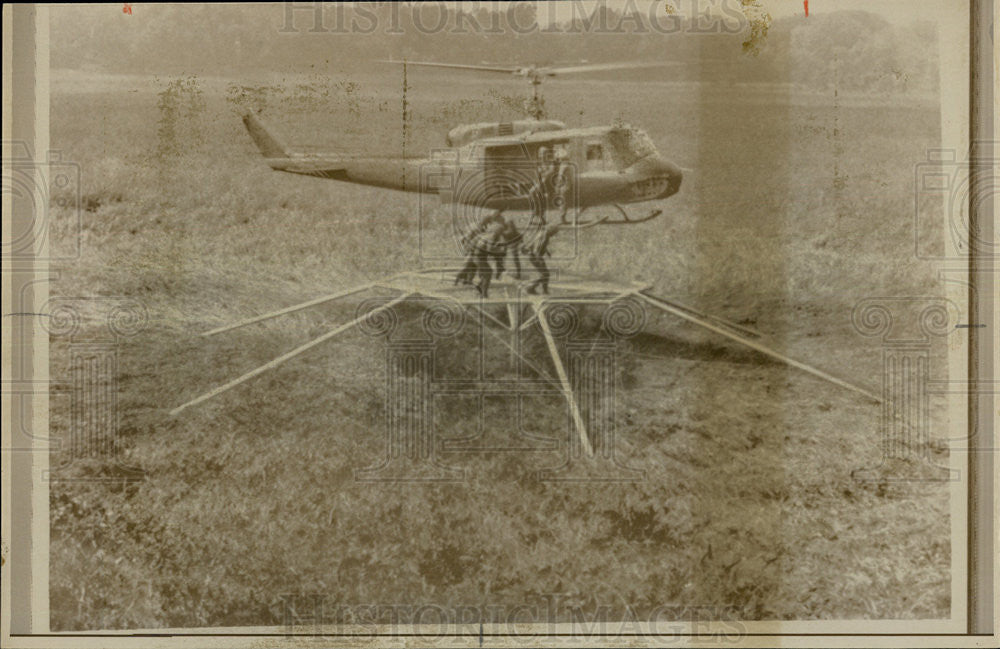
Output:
[
  {"xmin": 542, "ymin": 61, "xmax": 680, "ymax": 76},
  {"xmin": 379, "ymin": 60, "xmax": 679, "ymax": 81},
  {"xmin": 378, "ymin": 60, "xmax": 520, "ymax": 74}
]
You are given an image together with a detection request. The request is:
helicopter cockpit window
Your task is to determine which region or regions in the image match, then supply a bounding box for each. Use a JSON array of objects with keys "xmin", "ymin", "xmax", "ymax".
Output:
[{"xmin": 607, "ymin": 127, "xmax": 657, "ymax": 168}]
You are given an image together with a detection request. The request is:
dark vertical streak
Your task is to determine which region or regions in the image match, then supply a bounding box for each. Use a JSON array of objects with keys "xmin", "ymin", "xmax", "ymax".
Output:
[{"xmin": 967, "ymin": 0, "xmax": 995, "ymax": 633}]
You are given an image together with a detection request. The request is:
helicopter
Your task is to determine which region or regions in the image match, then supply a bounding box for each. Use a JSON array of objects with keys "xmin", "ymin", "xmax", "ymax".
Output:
[
  {"xmin": 240, "ymin": 60, "xmax": 683, "ymax": 226},
  {"xmin": 171, "ymin": 60, "xmax": 883, "ymax": 438}
]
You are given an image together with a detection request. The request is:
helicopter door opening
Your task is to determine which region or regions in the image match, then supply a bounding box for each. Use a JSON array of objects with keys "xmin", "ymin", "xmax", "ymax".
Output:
[{"xmin": 484, "ymin": 143, "xmax": 534, "ymax": 200}]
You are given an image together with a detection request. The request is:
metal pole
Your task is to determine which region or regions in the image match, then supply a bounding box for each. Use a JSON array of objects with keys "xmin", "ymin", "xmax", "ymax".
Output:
[
  {"xmin": 641, "ymin": 291, "xmax": 763, "ymax": 338},
  {"xmin": 506, "ymin": 302, "xmax": 519, "ymax": 368},
  {"xmin": 201, "ymin": 282, "xmax": 378, "ymax": 337},
  {"xmin": 536, "ymin": 304, "xmax": 595, "ymax": 457},
  {"xmin": 633, "ymin": 291, "xmax": 882, "ymax": 403},
  {"xmin": 171, "ymin": 293, "xmax": 411, "ymax": 415}
]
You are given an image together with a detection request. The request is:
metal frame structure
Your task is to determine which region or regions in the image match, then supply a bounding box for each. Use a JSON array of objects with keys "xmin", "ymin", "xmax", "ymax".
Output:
[{"xmin": 170, "ymin": 269, "xmax": 882, "ymax": 458}]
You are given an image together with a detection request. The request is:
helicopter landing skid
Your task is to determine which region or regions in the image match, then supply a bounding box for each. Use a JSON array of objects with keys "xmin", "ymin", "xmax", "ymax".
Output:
[
  {"xmin": 170, "ymin": 269, "xmax": 882, "ymax": 458},
  {"xmin": 570, "ymin": 203, "xmax": 663, "ymax": 227}
]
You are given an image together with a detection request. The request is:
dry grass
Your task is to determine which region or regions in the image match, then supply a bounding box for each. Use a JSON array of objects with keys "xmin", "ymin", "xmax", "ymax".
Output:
[{"xmin": 48, "ymin": 70, "xmax": 950, "ymax": 629}]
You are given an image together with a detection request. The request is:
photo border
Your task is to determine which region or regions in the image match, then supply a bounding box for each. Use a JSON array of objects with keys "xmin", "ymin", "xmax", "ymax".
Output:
[{"xmin": 2, "ymin": 1, "xmax": 995, "ymax": 646}]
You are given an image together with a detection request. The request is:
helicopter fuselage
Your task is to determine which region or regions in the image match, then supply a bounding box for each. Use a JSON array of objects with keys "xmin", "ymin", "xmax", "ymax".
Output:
[{"xmin": 243, "ymin": 113, "xmax": 682, "ymax": 214}]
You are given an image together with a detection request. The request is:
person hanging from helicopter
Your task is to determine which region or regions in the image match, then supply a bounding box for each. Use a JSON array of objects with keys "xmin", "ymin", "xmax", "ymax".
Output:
[{"xmin": 522, "ymin": 217, "xmax": 561, "ymax": 295}]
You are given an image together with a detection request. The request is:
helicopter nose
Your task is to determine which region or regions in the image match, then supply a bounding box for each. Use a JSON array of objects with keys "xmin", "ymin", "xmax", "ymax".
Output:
[{"xmin": 659, "ymin": 158, "xmax": 683, "ymax": 198}]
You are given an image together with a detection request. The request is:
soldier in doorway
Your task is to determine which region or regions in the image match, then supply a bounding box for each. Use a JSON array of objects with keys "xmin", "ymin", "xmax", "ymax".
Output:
[{"xmin": 528, "ymin": 145, "xmax": 571, "ymax": 226}]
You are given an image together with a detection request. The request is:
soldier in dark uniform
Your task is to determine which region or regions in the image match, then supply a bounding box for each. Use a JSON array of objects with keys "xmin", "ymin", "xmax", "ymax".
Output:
[
  {"xmin": 529, "ymin": 146, "xmax": 555, "ymax": 224},
  {"xmin": 550, "ymin": 147, "xmax": 571, "ymax": 224},
  {"xmin": 472, "ymin": 215, "xmax": 507, "ymax": 297},
  {"xmin": 528, "ymin": 145, "xmax": 571, "ymax": 226},
  {"xmin": 454, "ymin": 211, "xmax": 503, "ymax": 287},
  {"xmin": 522, "ymin": 219, "xmax": 560, "ymax": 295},
  {"xmin": 454, "ymin": 241, "xmax": 479, "ymax": 287},
  {"xmin": 492, "ymin": 218, "xmax": 522, "ymax": 280}
]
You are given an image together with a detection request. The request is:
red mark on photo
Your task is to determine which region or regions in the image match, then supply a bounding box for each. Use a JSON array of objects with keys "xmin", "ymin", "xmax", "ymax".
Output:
[
  {"xmin": 804, "ymin": 1, "xmax": 809, "ymax": 17},
  {"xmin": 123, "ymin": 3, "xmax": 132, "ymax": 15}
]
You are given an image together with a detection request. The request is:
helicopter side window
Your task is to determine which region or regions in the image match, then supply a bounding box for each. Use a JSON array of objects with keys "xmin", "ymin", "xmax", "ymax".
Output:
[{"xmin": 586, "ymin": 143, "xmax": 605, "ymax": 172}]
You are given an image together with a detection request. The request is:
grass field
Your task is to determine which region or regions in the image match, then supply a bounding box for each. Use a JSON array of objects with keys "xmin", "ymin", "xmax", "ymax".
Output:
[{"xmin": 47, "ymin": 69, "xmax": 952, "ymax": 629}]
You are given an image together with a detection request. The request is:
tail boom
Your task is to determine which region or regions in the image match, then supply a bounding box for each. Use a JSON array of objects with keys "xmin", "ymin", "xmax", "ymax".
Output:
[{"xmin": 241, "ymin": 111, "xmax": 289, "ymax": 159}]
